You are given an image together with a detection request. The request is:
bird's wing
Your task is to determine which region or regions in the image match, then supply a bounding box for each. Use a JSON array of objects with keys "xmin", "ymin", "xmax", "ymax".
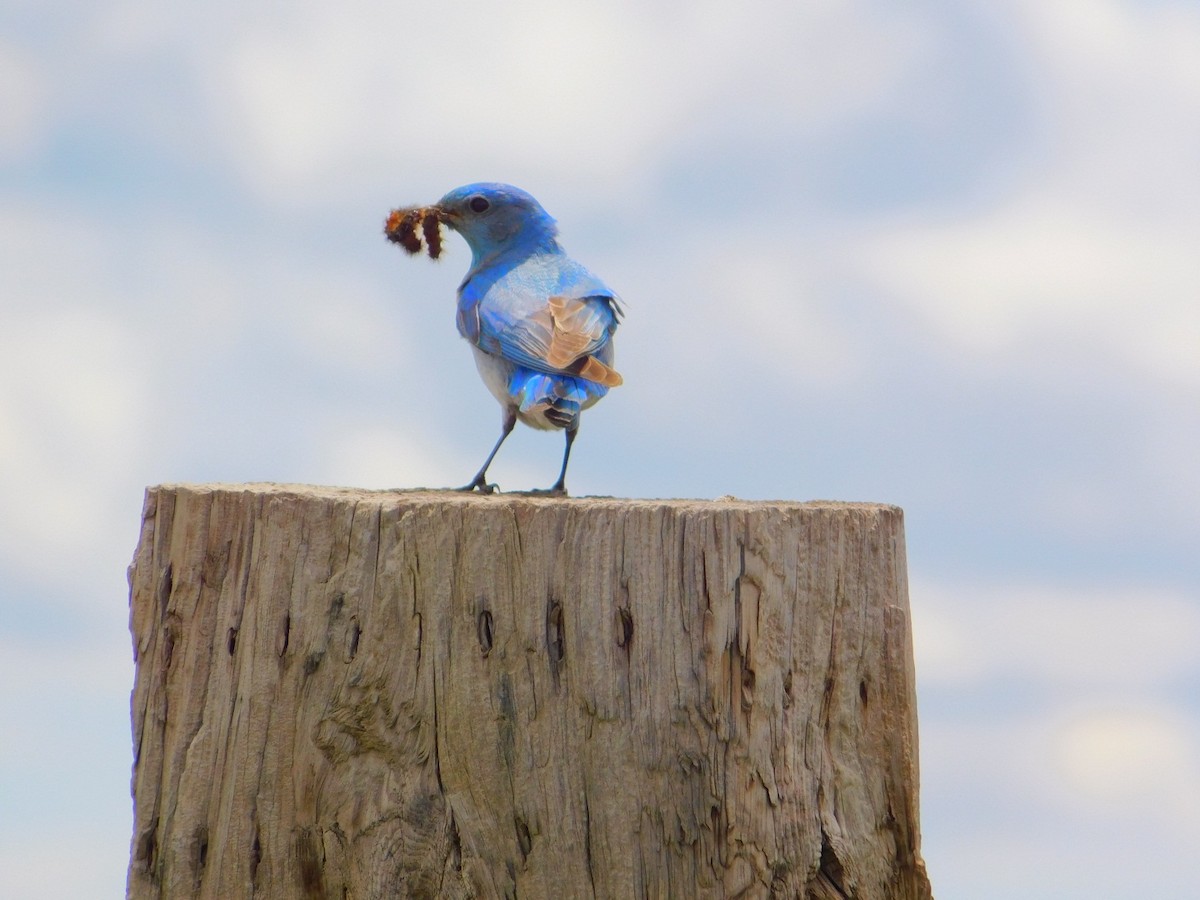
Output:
[{"xmin": 480, "ymin": 294, "xmax": 623, "ymax": 387}]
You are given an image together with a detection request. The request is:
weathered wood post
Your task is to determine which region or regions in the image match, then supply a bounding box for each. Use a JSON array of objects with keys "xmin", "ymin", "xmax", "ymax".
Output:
[{"xmin": 127, "ymin": 484, "xmax": 931, "ymax": 899}]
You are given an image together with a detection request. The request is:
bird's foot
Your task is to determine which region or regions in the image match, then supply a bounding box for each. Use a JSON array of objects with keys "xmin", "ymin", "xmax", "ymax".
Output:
[
  {"xmin": 457, "ymin": 476, "xmax": 500, "ymax": 494},
  {"xmin": 523, "ymin": 483, "xmax": 568, "ymax": 498}
]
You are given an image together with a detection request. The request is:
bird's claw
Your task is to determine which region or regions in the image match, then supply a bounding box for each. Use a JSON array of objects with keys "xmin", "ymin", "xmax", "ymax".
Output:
[
  {"xmin": 525, "ymin": 484, "xmax": 568, "ymax": 497},
  {"xmin": 457, "ymin": 478, "xmax": 500, "ymax": 494}
]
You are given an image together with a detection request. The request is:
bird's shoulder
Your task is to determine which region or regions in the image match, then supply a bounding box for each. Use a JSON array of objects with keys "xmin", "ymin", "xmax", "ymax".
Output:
[{"xmin": 471, "ymin": 249, "xmax": 619, "ymax": 316}]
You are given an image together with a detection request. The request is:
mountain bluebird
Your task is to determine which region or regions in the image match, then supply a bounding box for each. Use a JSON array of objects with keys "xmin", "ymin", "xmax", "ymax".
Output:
[{"xmin": 385, "ymin": 183, "xmax": 623, "ymax": 495}]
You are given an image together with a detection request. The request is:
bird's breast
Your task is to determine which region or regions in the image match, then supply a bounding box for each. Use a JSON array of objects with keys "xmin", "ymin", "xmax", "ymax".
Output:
[{"xmin": 470, "ymin": 345, "xmax": 514, "ymax": 407}]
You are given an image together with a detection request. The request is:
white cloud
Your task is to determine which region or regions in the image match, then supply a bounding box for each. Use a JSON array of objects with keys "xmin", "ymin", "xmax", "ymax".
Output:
[
  {"xmin": 0, "ymin": 634, "xmax": 132, "ymax": 705},
  {"xmin": 921, "ymin": 699, "xmax": 1200, "ymax": 898},
  {"xmin": 0, "ymin": 40, "xmax": 46, "ymax": 163},
  {"xmin": 99, "ymin": 0, "xmax": 929, "ymax": 203},
  {"xmin": 1051, "ymin": 702, "xmax": 1200, "ymax": 814},
  {"xmin": 863, "ymin": 200, "xmax": 1200, "ymax": 382},
  {"xmin": 321, "ymin": 425, "xmax": 472, "ymax": 490},
  {"xmin": 859, "ymin": 1, "xmax": 1200, "ymax": 384},
  {"xmin": 928, "ymin": 823, "xmax": 1200, "ymax": 900},
  {"xmin": 1016, "ymin": 0, "xmax": 1200, "ymax": 205},
  {"xmin": 0, "ymin": 826, "xmax": 129, "ymax": 900},
  {"xmin": 914, "ymin": 575, "xmax": 1200, "ymax": 893},
  {"xmin": 0, "ymin": 205, "xmax": 157, "ymax": 598},
  {"xmin": 921, "ymin": 699, "xmax": 1200, "ymax": 815},
  {"xmin": 251, "ymin": 261, "xmax": 414, "ymax": 377},
  {"xmin": 693, "ymin": 243, "xmax": 865, "ymax": 385},
  {"xmin": 321, "ymin": 423, "xmax": 551, "ymax": 492},
  {"xmin": 197, "ymin": 3, "xmax": 684, "ymax": 197},
  {"xmin": 0, "ymin": 634, "xmax": 133, "ymax": 900},
  {"xmin": 912, "ymin": 579, "xmax": 1200, "ymax": 690},
  {"xmin": 1141, "ymin": 407, "xmax": 1200, "ymax": 521},
  {"xmin": 0, "ymin": 306, "xmax": 149, "ymax": 591}
]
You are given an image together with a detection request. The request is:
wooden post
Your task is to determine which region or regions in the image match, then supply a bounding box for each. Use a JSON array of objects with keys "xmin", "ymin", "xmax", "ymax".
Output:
[{"xmin": 127, "ymin": 484, "xmax": 931, "ymax": 899}]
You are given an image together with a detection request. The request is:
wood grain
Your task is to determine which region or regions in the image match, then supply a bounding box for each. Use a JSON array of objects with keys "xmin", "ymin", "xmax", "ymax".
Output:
[{"xmin": 127, "ymin": 484, "xmax": 931, "ymax": 899}]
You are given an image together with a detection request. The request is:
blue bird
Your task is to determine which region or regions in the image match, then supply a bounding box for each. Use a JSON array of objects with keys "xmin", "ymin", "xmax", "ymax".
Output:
[{"xmin": 386, "ymin": 183, "xmax": 623, "ymax": 495}]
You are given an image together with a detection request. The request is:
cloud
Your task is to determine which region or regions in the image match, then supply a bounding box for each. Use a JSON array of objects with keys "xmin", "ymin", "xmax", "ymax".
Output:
[
  {"xmin": 0, "ymin": 826, "xmax": 128, "ymax": 900},
  {"xmin": 921, "ymin": 696, "xmax": 1200, "ymax": 898},
  {"xmin": 863, "ymin": 200, "xmax": 1200, "ymax": 383},
  {"xmin": 321, "ymin": 420, "xmax": 576, "ymax": 494},
  {"xmin": 0, "ymin": 633, "xmax": 132, "ymax": 705},
  {"xmin": 1051, "ymin": 702, "xmax": 1200, "ymax": 813},
  {"xmin": 195, "ymin": 3, "xmax": 691, "ymax": 198},
  {"xmin": 911, "ymin": 579, "xmax": 1200, "ymax": 690},
  {"xmin": 614, "ymin": 230, "xmax": 868, "ymax": 407},
  {"xmin": 914, "ymin": 574, "xmax": 1200, "ymax": 896},
  {"xmin": 321, "ymin": 424, "xmax": 476, "ymax": 490},
  {"xmin": 856, "ymin": 1, "xmax": 1200, "ymax": 384},
  {"xmin": 0, "ymin": 40, "xmax": 46, "ymax": 164},
  {"xmin": 919, "ymin": 686, "xmax": 1200, "ymax": 825},
  {"xmin": 691, "ymin": 239, "xmax": 867, "ymax": 386},
  {"xmin": 1016, "ymin": 0, "xmax": 1200, "ymax": 203},
  {"xmin": 70, "ymin": 0, "xmax": 930, "ymax": 205},
  {"xmin": 0, "ymin": 634, "xmax": 132, "ymax": 899},
  {"xmin": 0, "ymin": 304, "xmax": 148, "ymax": 596}
]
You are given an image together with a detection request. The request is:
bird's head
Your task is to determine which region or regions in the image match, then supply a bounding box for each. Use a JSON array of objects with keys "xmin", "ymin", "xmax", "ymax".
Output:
[{"xmin": 433, "ymin": 183, "xmax": 558, "ymax": 257}]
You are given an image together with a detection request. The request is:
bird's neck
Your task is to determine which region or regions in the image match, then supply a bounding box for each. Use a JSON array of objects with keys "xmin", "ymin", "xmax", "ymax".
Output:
[{"xmin": 468, "ymin": 229, "xmax": 560, "ymax": 277}]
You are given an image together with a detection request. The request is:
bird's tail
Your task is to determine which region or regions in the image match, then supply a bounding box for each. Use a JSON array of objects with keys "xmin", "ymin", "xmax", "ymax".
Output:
[{"xmin": 510, "ymin": 369, "xmax": 607, "ymax": 431}]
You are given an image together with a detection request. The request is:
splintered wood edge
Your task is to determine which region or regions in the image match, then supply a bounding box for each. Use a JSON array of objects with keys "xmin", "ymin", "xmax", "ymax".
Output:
[{"xmin": 148, "ymin": 482, "xmax": 903, "ymax": 516}]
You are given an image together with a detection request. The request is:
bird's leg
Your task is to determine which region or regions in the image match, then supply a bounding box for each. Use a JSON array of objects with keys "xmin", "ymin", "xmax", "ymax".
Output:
[
  {"xmin": 459, "ymin": 407, "xmax": 517, "ymax": 493},
  {"xmin": 544, "ymin": 426, "xmax": 578, "ymax": 496}
]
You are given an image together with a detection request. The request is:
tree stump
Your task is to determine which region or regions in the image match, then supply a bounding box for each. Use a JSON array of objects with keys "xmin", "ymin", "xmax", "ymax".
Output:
[{"xmin": 127, "ymin": 484, "xmax": 931, "ymax": 899}]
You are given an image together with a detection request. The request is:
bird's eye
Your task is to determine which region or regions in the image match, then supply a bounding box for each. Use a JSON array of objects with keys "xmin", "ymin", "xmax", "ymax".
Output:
[{"xmin": 469, "ymin": 196, "xmax": 490, "ymax": 213}]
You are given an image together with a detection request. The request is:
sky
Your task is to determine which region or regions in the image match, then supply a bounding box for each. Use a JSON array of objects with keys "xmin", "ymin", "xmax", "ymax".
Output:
[{"xmin": 2, "ymin": 0, "xmax": 1198, "ymax": 896}]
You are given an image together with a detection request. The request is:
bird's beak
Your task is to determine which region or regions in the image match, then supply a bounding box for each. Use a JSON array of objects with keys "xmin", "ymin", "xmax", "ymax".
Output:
[{"xmin": 430, "ymin": 204, "xmax": 459, "ymax": 229}]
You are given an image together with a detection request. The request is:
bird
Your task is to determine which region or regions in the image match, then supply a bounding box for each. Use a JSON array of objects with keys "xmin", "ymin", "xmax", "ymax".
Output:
[{"xmin": 385, "ymin": 183, "xmax": 623, "ymax": 495}]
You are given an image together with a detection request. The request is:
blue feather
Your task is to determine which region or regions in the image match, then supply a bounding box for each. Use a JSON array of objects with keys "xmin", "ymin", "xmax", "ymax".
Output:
[{"xmin": 398, "ymin": 183, "xmax": 624, "ymax": 492}]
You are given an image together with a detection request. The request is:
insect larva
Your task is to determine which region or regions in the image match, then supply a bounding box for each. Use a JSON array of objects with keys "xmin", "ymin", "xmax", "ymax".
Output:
[
  {"xmin": 384, "ymin": 208, "xmax": 424, "ymax": 255},
  {"xmin": 422, "ymin": 212, "xmax": 442, "ymax": 259}
]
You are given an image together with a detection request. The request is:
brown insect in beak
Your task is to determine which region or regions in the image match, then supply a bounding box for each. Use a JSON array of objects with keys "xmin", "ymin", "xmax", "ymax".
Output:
[
  {"xmin": 421, "ymin": 211, "xmax": 443, "ymax": 259},
  {"xmin": 385, "ymin": 206, "xmax": 444, "ymax": 259},
  {"xmin": 384, "ymin": 208, "xmax": 422, "ymax": 254}
]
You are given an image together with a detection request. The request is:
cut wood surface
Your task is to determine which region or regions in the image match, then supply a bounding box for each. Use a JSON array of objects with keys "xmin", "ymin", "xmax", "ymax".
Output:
[{"xmin": 127, "ymin": 483, "xmax": 931, "ymax": 899}]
